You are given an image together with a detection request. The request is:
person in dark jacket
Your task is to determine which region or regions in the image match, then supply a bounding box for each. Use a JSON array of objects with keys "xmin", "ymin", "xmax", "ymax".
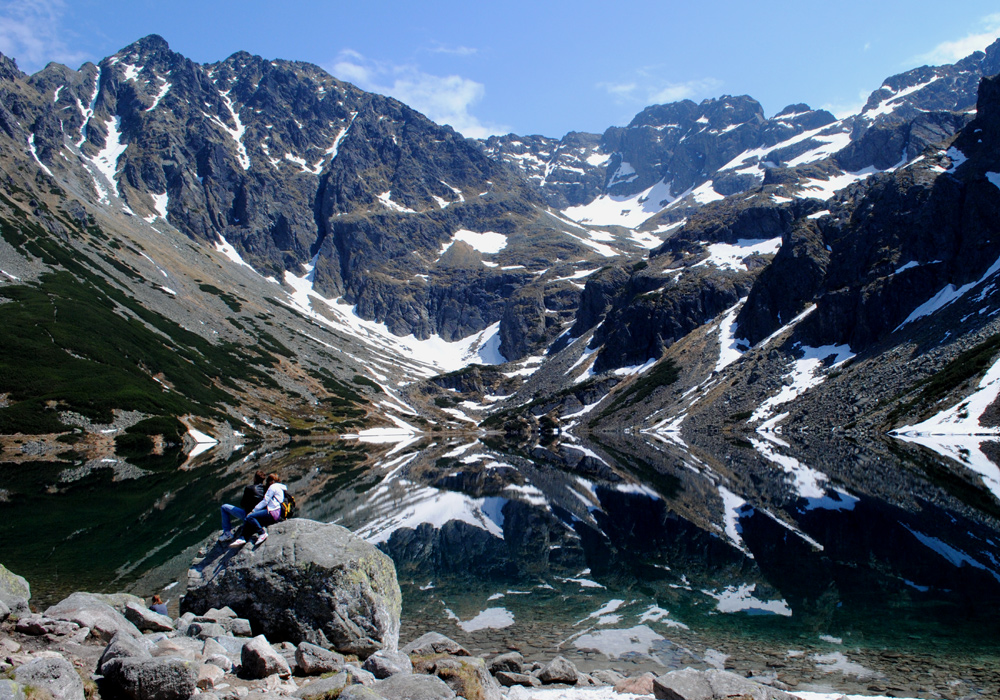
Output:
[{"xmin": 218, "ymin": 470, "xmax": 266, "ymax": 543}]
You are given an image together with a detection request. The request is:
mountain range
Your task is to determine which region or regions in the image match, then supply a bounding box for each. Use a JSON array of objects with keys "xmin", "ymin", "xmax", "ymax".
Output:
[{"xmin": 2, "ymin": 34, "xmax": 1000, "ymax": 476}]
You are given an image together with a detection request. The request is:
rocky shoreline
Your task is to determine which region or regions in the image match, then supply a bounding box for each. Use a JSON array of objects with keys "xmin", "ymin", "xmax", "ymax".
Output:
[{"xmin": 0, "ymin": 520, "xmax": 952, "ymax": 700}]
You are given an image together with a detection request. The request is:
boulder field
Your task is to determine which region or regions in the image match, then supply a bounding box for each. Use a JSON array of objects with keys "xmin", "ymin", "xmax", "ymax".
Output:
[{"xmin": 1, "ymin": 520, "xmax": 804, "ymax": 700}]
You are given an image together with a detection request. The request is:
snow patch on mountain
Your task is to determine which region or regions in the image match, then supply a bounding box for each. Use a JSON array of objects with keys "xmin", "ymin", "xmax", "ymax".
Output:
[{"xmin": 562, "ymin": 179, "xmax": 680, "ymax": 229}]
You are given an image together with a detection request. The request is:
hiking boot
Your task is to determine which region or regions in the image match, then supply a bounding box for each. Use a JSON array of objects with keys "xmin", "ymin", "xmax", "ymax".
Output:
[
  {"xmin": 228, "ymin": 538, "xmax": 246, "ymax": 548},
  {"xmin": 218, "ymin": 530, "xmax": 234, "ymax": 543}
]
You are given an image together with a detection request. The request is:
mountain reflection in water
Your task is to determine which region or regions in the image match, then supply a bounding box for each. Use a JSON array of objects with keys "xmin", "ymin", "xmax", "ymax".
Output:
[
  {"xmin": 328, "ymin": 431, "xmax": 1000, "ymax": 665},
  {"xmin": 5, "ymin": 430, "xmax": 1000, "ymax": 693}
]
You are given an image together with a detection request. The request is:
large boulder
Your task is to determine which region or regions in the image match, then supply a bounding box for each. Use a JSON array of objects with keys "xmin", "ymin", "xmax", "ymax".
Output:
[
  {"xmin": 182, "ymin": 520, "xmax": 401, "ymax": 657},
  {"xmin": 124, "ymin": 602, "xmax": 175, "ymax": 633},
  {"xmin": 14, "ymin": 657, "xmax": 84, "ymax": 700},
  {"xmin": 0, "ymin": 680, "xmax": 25, "ymax": 700},
  {"xmin": 652, "ymin": 669, "xmax": 795, "ymax": 700},
  {"xmin": 241, "ymin": 636, "xmax": 292, "ymax": 680},
  {"xmin": 100, "ymin": 657, "xmax": 198, "ymax": 700},
  {"xmin": 0, "ymin": 564, "xmax": 30, "ymax": 616},
  {"xmin": 44, "ymin": 593, "xmax": 143, "ymax": 641}
]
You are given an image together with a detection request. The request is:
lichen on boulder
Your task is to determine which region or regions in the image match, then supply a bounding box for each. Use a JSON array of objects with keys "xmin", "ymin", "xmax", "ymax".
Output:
[{"xmin": 182, "ymin": 519, "xmax": 401, "ymax": 658}]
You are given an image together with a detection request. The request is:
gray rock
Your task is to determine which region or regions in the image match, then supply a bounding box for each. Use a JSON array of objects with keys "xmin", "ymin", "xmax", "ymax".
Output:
[
  {"xmin": 150, "ymin": 637, "xmax": 202, "ymax": 661},
  {"xmin": 44, "ymin": 592, "xmax": 142, "ymax": 641},
  {"xmin": 337, "ymin": 687, "xmax": 386, "ymax": 700},
  {"xmin": 343, "ymin": 665, "xmax": 377, "ymax": 686},
  {"xmin": 652, "ymin": 669, "xmax": 796, "ymax": 700},
  {"xmin": 196, "ymin": 663, "xmax": 225, "ymax": 690},
  {"xmin": 98, "ymin": 631, "xmax": 152, "ymax": 674},
  {"xmin": 187, "ymin": 622, "xmax": 227, "ymax": 640},
  {"xmin": 373, "ymin": 674, "xmax": 456, "ymax": 700},
  {"xmin": 362, "ymin": 650, "xmax": 412, "ymax": 679},
  {"xmin": 0, "ymin": 680, "xmax": 24, "ymax": 700},
  {"xmin": 292, "ymin": 673, "xmax": 350, "ymax": 699},
  {"xmin": 230, "ymin": 618, "xmax": 252, "ymax": 637},
  {"xmin": 488, "ymin": 651, "xmax": 523, "ymax": 675},
  {"xmin": 124, "ymin": 602, "xmax": 175, "ymax": 633},
  {"xmin": 241, "ymin": 635, "xmax": 291, "ymax": 680},
  {"xmin": 591, "ymin": 669, "xmax": 626, "ymax": 686},
  {"xmin": 14, "ymin": 656, "xmax": 84, "ymax": 700},
  {"xmin": 400, "ymin": 632, "xmax": 469, "ymax": 657},
  {"xmin": 494, "ymin": 672, "xmax": 540, "ymax": 688},
  {"xmin": 203, "ymin": 654, "xmax": 232, "ymax": 673},
  {"xmin": 101, "ymin": 657, "xmax": 198, "ymax": 700},
  {"xmin": 201, "ymin": 607, "xmax": 238, "ymax": 622},
  {"xmin": 15, "ymin": 616, "xmax": 80, "ymax": 636},
  {"xmin": 0, "ymin": 599, "xmax": 9, "ymax": 623},
  {"xmin": 536, "ymin": 656, "xmax": 579, "ymax": 685},
  {"xmin": 615, "ymin": 672, "xmax": 656, "ymax": 695},
  {"xmin": 294, "ymin": 642, "xmax": 344, "ymax": 675},
  {"xmin": 183, "ymin": 520, "xmax": 401, "ymax": 657},
  {"xmin": 208, "ymin": 635, "xmax": 248, "ymax": 663},
  {"xmin": 421, "ymin": 657, "xmax": 501, "ymax": 700},
  {"xmin": 0, "ymin": 564, "xmax": 30, "ymax": 616}
]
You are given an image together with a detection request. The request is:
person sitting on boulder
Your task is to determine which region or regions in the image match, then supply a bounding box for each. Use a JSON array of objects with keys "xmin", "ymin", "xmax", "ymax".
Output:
[
  {"xmin": 218, "ymin": 469, "xmax": 267, "ymax": 543},
  {"xmin": 149, "ymin": 594, "xmax": 167, "ymax": 615},
  {"xmin": 230, "ymin": 472, "xmax": 287, "ymax": 548}
]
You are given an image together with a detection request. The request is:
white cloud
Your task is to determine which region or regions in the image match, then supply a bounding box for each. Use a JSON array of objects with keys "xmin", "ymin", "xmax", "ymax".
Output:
[
  {"xmin": 914, "ymin": 13, "xmax": 1000, "ymax": 65},
  {"xmin": 0, "ymin": 0, "xmax": 87, "ymax": 73},
  {"xmin": 427, "ymin": 43, "xmax": 477, "ymax": 57},
  {"xmin": 329, "ymin": 50, "xmax": 507, "ymax": 139},
  {"xmin": 599, "ymin": 72, "xmax": 722, "ymax": 106}
]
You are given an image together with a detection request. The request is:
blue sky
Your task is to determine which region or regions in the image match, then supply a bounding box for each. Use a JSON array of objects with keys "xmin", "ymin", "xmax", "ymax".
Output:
[{"xmin": 2, "ymin": 1, "xmax": 1000, "ymax": 138}]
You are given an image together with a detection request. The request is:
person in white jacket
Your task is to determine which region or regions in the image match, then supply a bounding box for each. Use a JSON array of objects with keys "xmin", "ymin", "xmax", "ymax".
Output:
[{"xmin": 229, "ymin": 472, "xmax": 287, "ymax": 548}]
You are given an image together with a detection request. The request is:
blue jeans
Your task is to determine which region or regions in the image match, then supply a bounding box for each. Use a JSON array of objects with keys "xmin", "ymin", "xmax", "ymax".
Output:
[
  {"xmin": 242, "ymin": 508, "xmax": 277, "ymax": 539},
  {"xmin": 221, "ymin": 503, "xmax": 247, "ymax": 533}
]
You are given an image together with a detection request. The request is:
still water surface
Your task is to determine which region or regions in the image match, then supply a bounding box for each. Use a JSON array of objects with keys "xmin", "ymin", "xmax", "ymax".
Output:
[{"xmin": 5, "ymin": 430, "xmax": 1000, "ymax": 695}]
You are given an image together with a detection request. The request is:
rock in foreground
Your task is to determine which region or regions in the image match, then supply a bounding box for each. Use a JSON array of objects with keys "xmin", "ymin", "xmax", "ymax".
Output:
[{"xmin": 182, "ymin": 519, "xmax": 401, "ymax": 657}]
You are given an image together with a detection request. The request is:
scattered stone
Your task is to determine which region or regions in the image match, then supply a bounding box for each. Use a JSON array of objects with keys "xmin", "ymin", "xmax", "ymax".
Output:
[
  {"xmin": 591, "ymin": 669, "xmax": 626, "ymax": 686},
  {"xmin": 230, "ymin": 618, "xmax": 253, "ymax": 637},
  {"xmin": 293, "ymin": 673, "xmax": 351, "ymax": 700},
  {"xmin": 373, "ymin": 673, "xmax": 456, "ymax": 700},
  {"xmin": 97, "ymin": 631, "xmax": 152, "ymax": 673},
  {"xmin": 536, "ymin": 656, "xmax": 579, "ymax": 685},
  {"xmin": 400, "ymin": 632, "xmax": 469, "ymax": 657},
  {"xmin": 14, "ymin": 656, "xmax": 85, "ymax": 700},
  {"xmin": 202, "ymin": 607, "xmax": 238, "ymax": 622},
  {"xmin": 101, "ymin": 657, "xmax": 198, "ymax": 700},
  {"xmin": 0, "ymin": 680, "xmax": 24, "ymax": 700},
  {"xmin": 0, "ymin": 639, "xmax": 21, "ymax": 654},
  {"xmin": 488, "ymin": 651, "xmax": 523, "ymax": 675},
  {"xmin": 294, "ymin": 642, "xmax": 344, "ymax": 675},
  {"xmin": 44, "ymin": 592, "xmax": 142, "ymax": 642},
  {"xmin": 495, "ymin": 671, "xmax": 541, "ymax": 688},
  {"xmin": 151, "ymin": 637, "xmax": 202, "ymax": 661},
  {"xmin": 187, "ymin": 622, "xmax": 227, "ymax": 640},
  {"xmin": 615, "ymin": 672, "xmax": 657, "ymax": 695},
  {"xmin": 15, "ymin": 616, "xmax": 80, "ymax": 637},
  {"xmin": 124, "ymin": 602, "xmax": 175, "ymax": 633},
  {"xmin": 575, "ymin": 673, "xmax": 598, "ymax": 687},
  {"xmin": 652, "ymin": 669, "xmax": 796, "ymax": 700},
  {"xmin": 337, "ymin": 687, "xmax": 385, "ymax": 700},
  {"xmin": 418, "ymin": 656, "xmax": 501, "ymax": 700},
  {"xmin": 197, "ymin": 663, "xmax": 226, "ymax": 690},
  {"xmin": 0, "ymin": 564, "xmax": 30, "ymax": 616},
  {"xmin": 183, "ymin": 520, "xmax": 401, "ymax": 657},
  {"xmin": 241, "ymin": 635, "xmax": 291, "ymax": 680},
  {"xmin": 362, "ymin": 649, "xmax": 412, "ymax": 679}
]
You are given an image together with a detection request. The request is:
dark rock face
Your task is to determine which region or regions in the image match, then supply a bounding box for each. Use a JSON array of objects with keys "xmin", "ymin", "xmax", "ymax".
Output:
[{"xmin": 182, "ymin": 519, "xmax": 401, "ymax": 657}]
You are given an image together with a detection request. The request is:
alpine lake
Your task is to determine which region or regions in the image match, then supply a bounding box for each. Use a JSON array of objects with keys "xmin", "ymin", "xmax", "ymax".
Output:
[{"xmin": 5, "ymin": 428, "xmax": 1000, "ymax": 699}]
